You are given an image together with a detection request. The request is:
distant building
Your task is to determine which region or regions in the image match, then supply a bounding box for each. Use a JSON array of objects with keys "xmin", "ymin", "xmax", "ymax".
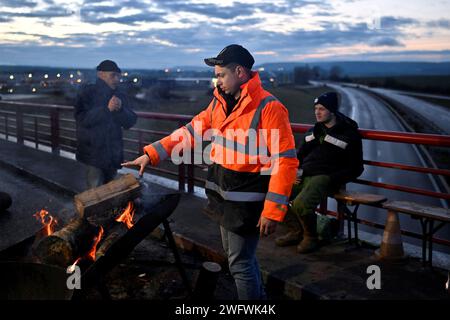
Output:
[{"xmin": 172, "ymin": 77, "xmax": 212, "ymax": 88}]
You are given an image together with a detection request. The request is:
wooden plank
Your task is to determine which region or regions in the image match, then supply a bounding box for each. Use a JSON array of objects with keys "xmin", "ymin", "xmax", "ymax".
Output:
[
  {"xmin": 383, "ymin": 201, "xmax": 450, "ymax": 222},
  {"xmin": 334, "ymin": 191, "xmax": 387, "ymax": 205}
]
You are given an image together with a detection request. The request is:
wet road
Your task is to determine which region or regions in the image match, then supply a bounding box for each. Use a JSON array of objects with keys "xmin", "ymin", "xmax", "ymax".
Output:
[{"xmin": 369, "ymin": 88, "xmax": 450, "ymax": 134}]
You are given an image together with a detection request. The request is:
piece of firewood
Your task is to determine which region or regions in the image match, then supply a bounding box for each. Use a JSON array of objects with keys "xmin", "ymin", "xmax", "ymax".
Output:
[
  {"xmin": 95, "ymin": 223, "xmax": 128, "ymax": 260},
  {"xmin": 34, "ymin": 218, "xmax": 101, "ymax": 267},
  {"xmin": 74, "ymin": 173, "xmax": 141, "ymax": 219}
]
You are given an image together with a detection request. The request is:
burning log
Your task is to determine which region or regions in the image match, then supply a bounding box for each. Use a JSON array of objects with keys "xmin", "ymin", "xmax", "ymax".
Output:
[
  {"xmin": 35, "ymin": 198, "xmax": 136, "ymax": 267},
  {"xmin": 95, "ymin": 224, "xmax": 128, "ymax": 260},
  {"xmin": 82, "ymin": 193, "xmax": 181, "ymax": 286},
  {"xmin": 74, "ymin": 173, "xmax": 141, "ymax": 219},
  {"xmin": 34, "ymin": 218, "xmax": 102, "ymax": 267},
  {"xmin": 96, "ymin": 201, "xmax": 136, "ymax": 259},
  {"xmin": 35, "ymin": 187, "xmax": 181, "ymax": 291},
  {"xmin": 0, "ymin": 192, "xmax": 12, "ymax": 212}
]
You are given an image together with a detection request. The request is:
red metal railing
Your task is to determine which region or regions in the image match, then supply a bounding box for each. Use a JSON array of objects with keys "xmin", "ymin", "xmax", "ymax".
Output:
[{"xmin": 0, "ymin": 101, "xmax": 449, "ymax": 246}]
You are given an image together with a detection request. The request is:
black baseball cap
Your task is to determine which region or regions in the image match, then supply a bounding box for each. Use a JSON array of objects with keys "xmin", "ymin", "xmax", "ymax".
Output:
[
  {"xmin": 204, "ymin": 44, "xmax": 255, "ymax": 69},
  {"xmin": 96, "ymin": 60, "xmax": 121, "ymax": 73}
]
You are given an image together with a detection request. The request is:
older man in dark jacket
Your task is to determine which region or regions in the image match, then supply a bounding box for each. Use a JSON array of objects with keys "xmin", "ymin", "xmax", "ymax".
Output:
[
  {"xmin": 275, "ymin": 91, "xmax": 364, "ymax": 253},
  {"xmin": 75, "ymin": 60, "xmax": 137, "ymax": 189}
]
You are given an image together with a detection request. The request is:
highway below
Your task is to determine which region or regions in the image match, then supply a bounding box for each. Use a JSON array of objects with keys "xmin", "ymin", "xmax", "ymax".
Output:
[
  {"xmin": 326, "ymin": 83, "xmax": 449, "ymax": 255},
  {"xmin": 368, "ymin": 87, "xmax": 450, "ymax": 134}
]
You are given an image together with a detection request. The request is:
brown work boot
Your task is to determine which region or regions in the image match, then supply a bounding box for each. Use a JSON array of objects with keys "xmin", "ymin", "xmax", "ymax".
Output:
[
  {"xmin": 296, "ymin": 236, "xmax": 320, "ymax": 253},
  {"xmin": 297, "ymin": 214, "xmax": 319, "ymax": 254},
  {"xmin": 275, "ymin": 207, "xmax": 303, "ymax": 247},
  {"xmin": 275, "ymin": 230, "xmax": 302, "ymax": 247}
]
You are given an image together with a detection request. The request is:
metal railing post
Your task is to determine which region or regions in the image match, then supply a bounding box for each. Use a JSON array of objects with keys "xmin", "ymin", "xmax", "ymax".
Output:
[
  {"xmin": 178, "ymin": 162, "xmax": 185, "ymax": 192},
  {"xmin": 178, "ymin": 121, "xmax": 186, "ymax": 192},
  {"xmin": 34, "ymin": 117, "xmax": 38, "ymax": 149},
  {"xmin": 50, "ymin": 108, "xmax": 60, "ymax": 155},
  {"xmin": 4, "ymin": 115, "xmax": 8, "ymax": 140},
  {"xmin": 16, "ymin": 107, "xmax": 24, "ymax": 145},
  {"xmin": 187, "ymin": 149, "xmax": 195, "ymax": 193}
]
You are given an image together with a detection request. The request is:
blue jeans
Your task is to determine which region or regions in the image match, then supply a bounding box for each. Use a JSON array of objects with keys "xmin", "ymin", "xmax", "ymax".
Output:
[
  {"xmin": 220, "ymin": 226, "xmax": 266, "ymax": 300},
  {"xmin": 86, "ymin": 165, "xmax": 117, "ymax": 190}
]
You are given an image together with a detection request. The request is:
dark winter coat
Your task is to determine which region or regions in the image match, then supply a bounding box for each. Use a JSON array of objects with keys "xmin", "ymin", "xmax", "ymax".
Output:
[
  {"xmin": 297, "ymin": 112, "xmax": 364, "ymax": 188},
  {"xmin": 74, "ymin": 79, "xmax": 137, "ymax": 170}
]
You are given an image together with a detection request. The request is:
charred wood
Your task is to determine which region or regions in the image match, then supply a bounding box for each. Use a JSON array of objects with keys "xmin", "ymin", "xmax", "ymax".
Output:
[{"xmin": 34, "ymin": 218, "xmax": 101, "ymax": 267}]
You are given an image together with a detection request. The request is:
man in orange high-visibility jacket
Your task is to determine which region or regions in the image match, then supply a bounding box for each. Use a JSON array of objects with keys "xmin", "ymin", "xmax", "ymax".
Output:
[{"xmin": 122, "ymin": 44, "xmax": 299, "ymax": 299}]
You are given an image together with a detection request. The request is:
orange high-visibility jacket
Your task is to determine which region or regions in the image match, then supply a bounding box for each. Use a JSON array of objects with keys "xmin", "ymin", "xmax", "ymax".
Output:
[{"xmin": 144, "ymin": 72, "xmax": 299, "ymax": 227}]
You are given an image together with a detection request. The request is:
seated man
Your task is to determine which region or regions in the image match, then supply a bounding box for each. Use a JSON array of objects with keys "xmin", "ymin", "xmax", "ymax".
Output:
[{"xmin": 275, "ymin": 91, "xmax": 364, "ymax": 253}]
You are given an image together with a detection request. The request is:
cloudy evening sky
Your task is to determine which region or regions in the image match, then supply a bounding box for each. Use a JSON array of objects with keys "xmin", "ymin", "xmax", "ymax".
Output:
[{"xmin": 1, "ymin": 0, "xmax": 450, "ymax": 69}]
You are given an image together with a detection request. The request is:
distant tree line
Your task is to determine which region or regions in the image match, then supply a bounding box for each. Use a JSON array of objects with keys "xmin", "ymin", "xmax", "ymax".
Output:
[
  {"xmin": 293, "ymin": 65, "xmax": 351, "ymax": 84},
  {"xmin": 353, "ymin": 76, "xmax": 450, "ymax": 95}
]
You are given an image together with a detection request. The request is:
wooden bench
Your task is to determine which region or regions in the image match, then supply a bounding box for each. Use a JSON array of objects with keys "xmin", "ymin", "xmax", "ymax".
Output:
[
  {"xmin": 333, "ymin": 191, "xmax": 388, "ymax": 245},
  {"xmin": 382, "ymin": 201, "xmax": 450, "ymax": 266}
]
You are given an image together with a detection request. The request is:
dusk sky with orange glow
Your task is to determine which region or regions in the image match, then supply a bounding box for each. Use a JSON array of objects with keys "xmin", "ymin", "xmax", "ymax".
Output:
[{"xmin": 1, "ymin": 0, "xmax": 450, "ymax": 68}]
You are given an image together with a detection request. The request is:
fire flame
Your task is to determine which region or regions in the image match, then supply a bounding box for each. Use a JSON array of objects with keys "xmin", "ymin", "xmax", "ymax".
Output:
[
  {"xmin": 33, "ymin": 209, "xmax": 58, "ymax": 236},
  {"xmin": 115, "ymin": 201, "xmax": 135, "ymax": 229},
  {"xmin": 87, "ymin": 226, "xmax": 104, "ymax": 261},
  {"xmin": 69, "ymin": 226, "xmax": 103, "ymax": 268}
]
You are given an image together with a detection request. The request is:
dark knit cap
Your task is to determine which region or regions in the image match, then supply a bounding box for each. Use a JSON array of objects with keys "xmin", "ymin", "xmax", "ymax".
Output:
[
  {"xmin": 96, "ymin": 60, "xmax": 121, "ymax": 73},
  {"xmin": 314, "ymin": 91, "xmax": 339, "ymax": 113}
]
